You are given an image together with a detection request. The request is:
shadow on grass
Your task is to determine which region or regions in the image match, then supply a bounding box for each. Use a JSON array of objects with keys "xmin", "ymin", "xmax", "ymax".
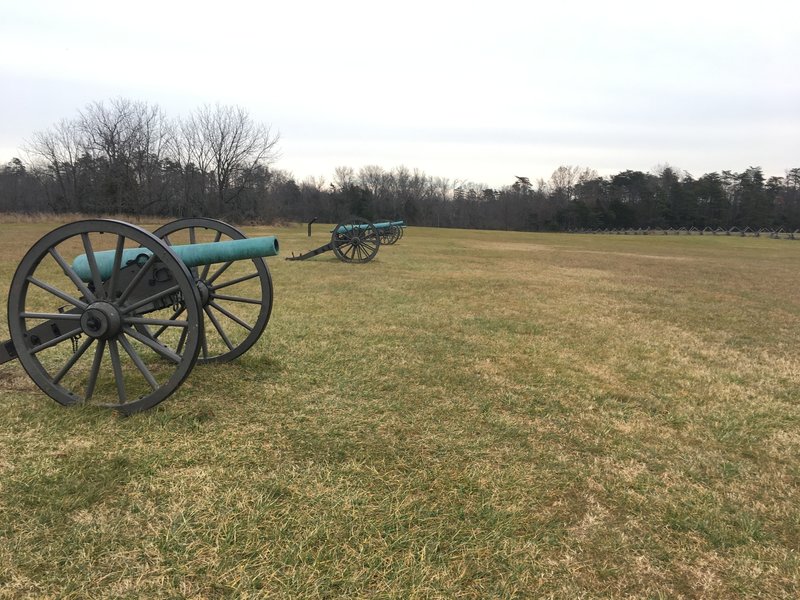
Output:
[{"xmin": 5, "ymin": 449, "xmax": 137, "ymax": 523}]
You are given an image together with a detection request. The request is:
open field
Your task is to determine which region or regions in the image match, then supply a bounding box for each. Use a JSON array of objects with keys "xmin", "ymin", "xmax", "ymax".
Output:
[{"xmin": 1, "ymin": 220, "xmax": 799, "ymax": 598}]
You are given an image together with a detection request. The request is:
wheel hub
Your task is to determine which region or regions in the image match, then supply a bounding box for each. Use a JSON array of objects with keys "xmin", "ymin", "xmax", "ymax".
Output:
[
  {"xmin": 196, "ymin": 280, "xmax": 211, "ymax": 306},
  {"xmin": 80, "ymin": 302, "xmax": 122, "ymax": 340}
]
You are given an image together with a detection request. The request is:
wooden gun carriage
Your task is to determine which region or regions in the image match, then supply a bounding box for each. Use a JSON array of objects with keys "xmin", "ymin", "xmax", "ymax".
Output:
[{"xmin": 0, "ymin": 218, "xmax": 278, "ymax": 414}]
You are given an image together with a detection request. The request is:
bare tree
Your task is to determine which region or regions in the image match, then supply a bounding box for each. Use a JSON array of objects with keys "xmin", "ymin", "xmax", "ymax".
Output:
[
  {"xmin": 333, "ymin": 166, "xmax": 355, "ymax": 189},
  {"xmin": 76, "ymin": 98, "xmax": 174, "ymax": 212},
  {"xmin": 184, "ymin": 104, "xmax": 280, "ymax": 213},
  {"xmin": 24, "ymin": 118, "xmax": 84, "ymax": 211},
  {"xmin": 358, "ymin": 165, "xmax": 387, "ymax": 200},
  {"xmin": 549, "ymin": 165, "xmax": 583, "ymax": 201},
  {"xmin": 130, "ymin": 103, "xmax": 174, "ymax": 210}
]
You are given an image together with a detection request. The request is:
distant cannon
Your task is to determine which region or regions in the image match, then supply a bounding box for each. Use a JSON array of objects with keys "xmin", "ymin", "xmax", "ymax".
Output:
[
  {"xmin": 0, "ymin": 218, "xmax": 278, "ymax": 414},
  {"xmin": 287, "ymin": 216, "xmax": 405, "ymax": 263},
  {"xmin": 333, "ymin": 219, "xmax": 405, "ymax": 245},
  {"xmin": 374, "ymin": 220, "xmax": 406, "ymax": 245}
]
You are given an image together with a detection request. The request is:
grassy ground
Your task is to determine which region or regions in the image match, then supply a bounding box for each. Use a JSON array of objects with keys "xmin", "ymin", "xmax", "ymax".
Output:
[{"xmin": 0, "ymin": 220, "xmax": 798, "ymax": 598}]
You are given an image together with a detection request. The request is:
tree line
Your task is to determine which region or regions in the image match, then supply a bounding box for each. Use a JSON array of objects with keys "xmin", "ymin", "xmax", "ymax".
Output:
[
  {"xmin": 1, "ymin": 98, "xmax": 279, "ymax": 218},
  {"xmin": 1, "ymin": 98, "xmax": 799, "ymax": 231}
]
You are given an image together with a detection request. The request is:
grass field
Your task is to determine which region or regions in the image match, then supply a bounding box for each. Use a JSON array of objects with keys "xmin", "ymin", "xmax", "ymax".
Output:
[{"xmin": 1, "ymin": 220, "xmax": 799, "ymax": 598}]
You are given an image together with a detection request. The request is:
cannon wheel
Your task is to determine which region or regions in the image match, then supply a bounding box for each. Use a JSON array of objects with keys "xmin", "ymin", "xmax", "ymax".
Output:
[
  {"xmin": 384, "ymin": 223, "xmax": 402, "ymax": 245},
  {"xmin": 151, "ymin": 218, "xmax": 273, "ymax": 364},
  {"xmin": 387, "ymin": 226, "xmax": 402, "ymax": 245},
  {"xmin": 7, "ymin": 219, "xmax": 202, "ymax": 415},
  {"xmin": 331, "ymin": 217, "xmax": 381, "ymax": 263},
  {"xmin": 376, "ymin": 220, "xmax": 400, "ymax": 246}
]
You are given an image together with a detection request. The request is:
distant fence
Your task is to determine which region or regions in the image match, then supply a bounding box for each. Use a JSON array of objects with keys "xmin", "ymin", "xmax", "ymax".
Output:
[{"xmin": 566, "ymin": 227, "xmax": 800, "ymax": 239}]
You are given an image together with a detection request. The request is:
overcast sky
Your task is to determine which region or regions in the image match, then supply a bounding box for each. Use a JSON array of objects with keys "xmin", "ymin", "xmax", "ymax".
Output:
[{"xmin": 1, "ymin": 0, "xmax": 798, "ymax": 187}]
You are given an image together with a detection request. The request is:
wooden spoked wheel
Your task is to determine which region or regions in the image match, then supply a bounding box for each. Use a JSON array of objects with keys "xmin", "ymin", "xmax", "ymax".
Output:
[
  {"xmin": 331, "ymin": 217, "xmax": 381, "ymax": 263},
  {"xmin": 150, "ymin": 218, "xmax": 274, "ymax": 364},
  {"xmin": 7, "ymin": 220, "xmax": 202, "ymax": 415}
]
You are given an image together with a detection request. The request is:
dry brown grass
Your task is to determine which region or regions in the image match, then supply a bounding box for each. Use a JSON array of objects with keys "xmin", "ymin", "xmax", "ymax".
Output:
[{"xmin": 0, "ymin": 221, "xmax": 798, "ymax": 598}]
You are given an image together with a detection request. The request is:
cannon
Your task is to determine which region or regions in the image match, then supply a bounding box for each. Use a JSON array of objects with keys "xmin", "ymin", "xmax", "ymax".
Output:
[
  {"xmin": 0, "ymin": 218, "xmax": 278, "ymax": 415},
  {"xmin": 374, "ymin": 220, "xmax": 405, "ymax": 246},
  {"xmin": 287, "ymin": 216, "xmax": 382, "ymax": 263},
  {"xmin": 286, "ymin": 217, "xmax": 405, "ymax": 263}
]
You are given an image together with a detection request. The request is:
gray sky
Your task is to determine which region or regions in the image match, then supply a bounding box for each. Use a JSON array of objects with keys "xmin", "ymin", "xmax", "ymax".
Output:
[{"xmin": 1, "ymin": 0, "xmax": 798, "ymax": 188}]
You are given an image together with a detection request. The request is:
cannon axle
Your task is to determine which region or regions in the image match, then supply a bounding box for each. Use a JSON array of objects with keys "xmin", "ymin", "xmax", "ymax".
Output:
[{"xmin": 80, "ymin": 302, "xmax": 122, "ymax": 340}]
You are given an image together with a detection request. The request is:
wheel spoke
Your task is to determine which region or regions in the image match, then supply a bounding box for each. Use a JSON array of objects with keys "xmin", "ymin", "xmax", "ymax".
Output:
[
  {"xmin": 21, "ymin": 312, "xmax": 81, "ymax": 320},
  {"xmin": 211, "ymin": 293, "xmax": 262, "ymax": 305},
  {"xmin": 204, "ymin": 306, "xmax": 234, "ymax": 351},
  {"xmin": 106, "ymin": 234, "xmax": 127, "ymax": 301},
  {"xmin": 30, "ymin": 327, "xmax": 83, "ymax": 354},
  {"xmin": 209, "ymin": 301, "xmax": 253, "ymax": 332},
  {"xmin": 207, "ymin": 261, "xmax": 234, "ymax": 285},
  {"xmin": 150, "ymin": 306, "xmax": 186, "ymax": 339},
  {"xmin": 136, "ymin": 322, "xmax": 155, "ymax": 343},
  {"xmin": 123, "ymin": 327, "xmax": 182, "ymax": 363},
  {"xmin": 48, "ymin": 247, "xmax": 95, "ymax": 303},
  {"xmin": 211, "ymin": 271, "xmax": 259, "ymax": 291},
  {"xmin": 80, "ymin": 233, "xmax": 105, "ymax": 297},
  {"xmin": 124, "ymin": 316, "xmax": 189, "ymax": 328},
  {"xmin": 52, "ymin": 337, "xmax": 94, "ymax": 384},
  {"xmin": 108, "ymin": 339, "xmax": 127, "ymax": 404},
  {"xmin": 117, "ymin": 253, "xmax": 157, "ymax": 305},
  {"xmin": 27, "ymin": 276, "xmax": 88, "ymax": 310},
  {"xmin": 199, "ymin": 231, "xmax": 223, "ymax": 280},
  {"xmin": 176, "ymin": 325, "xmax": 189, "ymax": 356},
  {"xmin": 120, "ymin": 285, "xmax": 181, "ymax": 315},
  {"xmin": 85, "ymin": 339, "xmax": 106, "ymax": 401},
  {"xmin": 119, "ymin": 334, "xmax": 158, "ymax": 390},
  {"xmin": 200, "ymin": 325, "xmax": 208, "ymax": 358}
]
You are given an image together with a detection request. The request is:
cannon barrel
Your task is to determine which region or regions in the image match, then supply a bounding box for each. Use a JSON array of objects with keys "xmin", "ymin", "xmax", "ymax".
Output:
[
  {"xmin": 334, "ymin": 220, "xmax": 405, "ymax": 233},
  {"xmin": 72, "ymin": 235, "xmax": 279, "ymax": 281}
]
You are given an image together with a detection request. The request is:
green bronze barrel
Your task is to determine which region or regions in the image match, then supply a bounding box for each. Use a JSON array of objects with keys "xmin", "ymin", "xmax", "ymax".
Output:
[
  {"xmin": 333, "ymin": 221, "xmax": 405, "ymax": 233},
  {"xmin": 72, "ymin": 235, "xmax": 280, "ymax": 281}
]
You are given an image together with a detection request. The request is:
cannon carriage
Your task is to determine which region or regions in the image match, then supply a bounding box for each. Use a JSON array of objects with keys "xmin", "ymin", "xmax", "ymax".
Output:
[{"xmin": 0, "ymin": 218, "xmax": 278, "ymax": 414}]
